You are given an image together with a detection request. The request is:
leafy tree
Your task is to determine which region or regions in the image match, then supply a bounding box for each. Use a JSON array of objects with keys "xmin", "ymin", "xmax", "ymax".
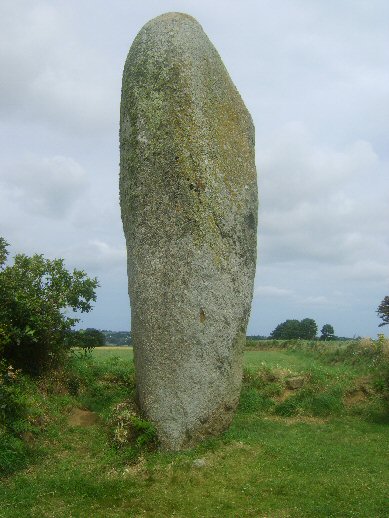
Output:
[
  {"xmin": 270, "ymin": 319, "xmax": 301, "ymax": 339},
  {"xmin": 299, "ymin": 318, "xmax": 318, "ymax": 340},
  {"xmin": 0, "ymin": 238, "xmax": 98, "ymax": 375},
  {"xmin": 73, "ymin": 328, "xmax": 106, "ymax": 349},
  {"xmin": 270, "ymin": 318, "xmax": 318, "ymax": 340},
  {"xmin": 377, "ymin": 296, "xmax": 389, "ymax": 327},
  {"xmin": 320, "ymin": 324, "xmax": 335, "ymax": 340}
]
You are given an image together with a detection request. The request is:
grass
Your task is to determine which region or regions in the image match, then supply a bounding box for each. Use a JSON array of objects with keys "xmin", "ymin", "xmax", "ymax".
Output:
[
  {"xmin": 90, "ymin": 346, "xmax": 134, "ymax": 362},
  {"xmin": 1, "ymin": 344, "xmax": 389, "ymax": 517}
]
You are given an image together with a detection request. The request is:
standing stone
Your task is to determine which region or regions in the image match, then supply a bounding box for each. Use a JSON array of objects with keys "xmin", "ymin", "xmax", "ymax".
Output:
[{"xmin": 120, "ymin": 12, "xmax": 258, "ymax": 450}]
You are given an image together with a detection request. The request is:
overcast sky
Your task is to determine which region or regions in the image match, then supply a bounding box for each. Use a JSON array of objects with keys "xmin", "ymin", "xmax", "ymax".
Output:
[{"xmin": 1, "ymin": 0, "xmax": 388, "ymax": 337}]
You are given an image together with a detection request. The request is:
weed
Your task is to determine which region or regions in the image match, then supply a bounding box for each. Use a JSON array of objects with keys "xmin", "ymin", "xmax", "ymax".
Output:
[{"xmin": 109, "ymin": 401, "xmax": 157, "ymax": 450}]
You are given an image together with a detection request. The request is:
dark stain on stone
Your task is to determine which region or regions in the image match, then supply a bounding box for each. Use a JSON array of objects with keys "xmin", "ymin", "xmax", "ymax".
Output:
[
  {"xmin": 246, "ymin": 211, "xmax": 256, "ymax": 231},
  {"xmin": 189, "ymin": 177, "xmax": 205, "ymax": 194},
  {"xmin": 200, "ymin": 308, "xmax": 206, "ymax": 323}
]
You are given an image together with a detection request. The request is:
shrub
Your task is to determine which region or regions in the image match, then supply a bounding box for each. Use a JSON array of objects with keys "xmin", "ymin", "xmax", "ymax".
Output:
[
  {"xmin": 109, "ymin": 401, "xmax": 157, "ymax": 449},
  {"xmin": 0, "ymin": 238, "xmax": 98, "ymax": 375},
  {"xmin": 0, "ymin": 362, "xmax": 29, "ymax": 434},
  {"xmin": 70, "ymin": 328, "xmax": 106, "ymax": 352},
  {"xmin": 0, "ymin": 361, "xmax": 41, "ymax": 476}
]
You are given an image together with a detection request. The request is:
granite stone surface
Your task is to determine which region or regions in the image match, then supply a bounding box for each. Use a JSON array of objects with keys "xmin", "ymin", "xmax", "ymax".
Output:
[{"xmin": 120, "ymin": 12, "xmax": 258, "ymax": 450}]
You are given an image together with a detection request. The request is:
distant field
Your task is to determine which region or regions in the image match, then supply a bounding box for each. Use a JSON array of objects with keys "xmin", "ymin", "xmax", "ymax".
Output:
[
  {"xmin": 96, "ymin": 346, "xmax": 132, "ymax": 349},
  {"xmin": 92, "ymin": 347, "xmax": 310, "ymax": 367},
  {"xmin": 92, "ymin": 346, "xmax": 133, "ymax": 361},
  {"xmin": 92, "ymin": 346, "xmax": 333, "ymax": 369},
  {"xmin": 93, "ymin": 346, "xmax": 357, "ymax": 374}
]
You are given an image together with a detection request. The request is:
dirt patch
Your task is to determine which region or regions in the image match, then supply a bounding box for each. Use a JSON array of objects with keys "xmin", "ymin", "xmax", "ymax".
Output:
[
  {"xmin": 68, "ymin": 408, "xmax": 100, "ymax": 427},
  {"xmin": 275, "ymin": 389, "xmax": 295, "ymax": 403},
  {"xmin": 259, "ymin": 368, "xmax": 291, "ymax": 383},
  {"xmin": 285, "ymin": 375, "xmax": 305, "ymax": 390},
  {"xmin": 265, "ymin": 415, "xmax": 328, "ymax": 425},
  {"xmin": 355, "ymin": 376, "xmax": 374, "ymax": 395},
  {"xmin": 344, "ymin": 376, "xmax": 374, "ymax": 406},
  {"xmin": 344, "ymin": 390, "xmax": 367, "ymax": 406},
  {"xmin": 121, "ymin": 455, "xmax": 148, "ymax": 479}
]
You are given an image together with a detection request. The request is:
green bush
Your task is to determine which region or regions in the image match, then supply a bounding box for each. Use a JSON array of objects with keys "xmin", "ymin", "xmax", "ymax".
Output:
[
  {"xmin": 0, "ymin": 238, "xmax": 98, "ymax": 375},
  {"xmin": 0, "ymin": 362, "xmax": 29, "ymax": 434},
  {"xmin": 0, "ymin": 361, "xmax": 40, "ymax": 476},
  {"xmin": 71, "ymin": 328, "xmax": 106, "ymax": 351}
]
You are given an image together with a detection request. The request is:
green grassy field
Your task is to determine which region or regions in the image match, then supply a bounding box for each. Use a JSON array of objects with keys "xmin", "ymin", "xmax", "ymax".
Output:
[
  {"xmin": 1, "ymin": 345, "xmax": 388, "ymax": 517},
  {"xmin": 91, "ymin": 345, "xmax": 134, "ymax": 361}
]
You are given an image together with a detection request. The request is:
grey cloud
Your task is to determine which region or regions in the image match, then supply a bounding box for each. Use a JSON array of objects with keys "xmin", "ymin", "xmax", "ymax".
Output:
[
  {"xmin": 254, "ymin": 285, "xmax": 293, "ymax": 297},
  {"xmin": 297, "ymin": 295, "xmax": 329, "ymax": 305},
  {"xmin": 334, "ymin": 261, "xmax": 389, "ymax": 283},
  {"xmin": 1, "ymin": 155, "xmax": 88, "ymax": 218},
  {"xmin": 259, "ymin": 125, "xmax": 380, "ymax": 210},
  {"xmin": 63, "ymin": 240, "xmax": 126, "ymax": 273},
  {"xmin": 258, "ymin": 124, "xmax": 389, "ymax": 275},
  {"xmin": 0, "ymin": 1, "xmax": 117, "ymax": 135}
]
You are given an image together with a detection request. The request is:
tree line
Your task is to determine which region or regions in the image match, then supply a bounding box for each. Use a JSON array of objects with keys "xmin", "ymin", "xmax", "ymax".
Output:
[
  {"xmin": 269, "ymin": 319, "xmax": 335, "ymax": 340},
  {"xmin": 266, "ymin": 295, "xmax": 389, "ymax": 340}
]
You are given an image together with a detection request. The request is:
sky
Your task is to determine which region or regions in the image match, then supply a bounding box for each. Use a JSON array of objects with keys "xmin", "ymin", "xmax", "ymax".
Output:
[{"xmin": 0, "ymin": 0, "xmax": 388, "ymax": 338}]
